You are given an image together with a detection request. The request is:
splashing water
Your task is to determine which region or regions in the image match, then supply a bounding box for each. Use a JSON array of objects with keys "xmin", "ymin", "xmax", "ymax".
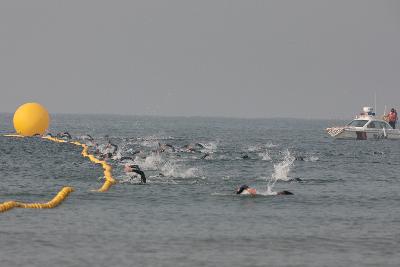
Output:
[
  {"xmin": 306, "ymin": 156, "xmax": 319, "ymax": 162},
  {"xmin": 135, "ymin": 152, "xmax": 164, "ymax": 170},
  {"xmin": 161, "ymin": 161, "xmax": 201, "ymax": 178},
  {"xmin": 259, "ymin": 149, "xmax": 271, "ymax": 161},
  {"xmin": 200, "ymin": 142, "xmax": 218, "ymax": 153},
  {"xmin": 265, "ymin": 142, "xmax": 278, "ymax": 148},
  {"xmin": 267, "ymin": 149, "xmax": 295, "ymax": 192},
  {"xmin": 248, "ymin": 144, "xmax": 263, "ymax": 152},
  {"xmin": 137, "ymin": 135, "xmax": 176, "ymax": 141},
  {"xmin": 141, "ymin": 140, "xmax": 159, "ymax": 148},
  {"xmin": 111, "ymin": 150, "xmax": 122, "ymax": 160},
  {"xmin": 271, "ymin": 150, "xmax": 295, "ymax": 181},
  {"xmin": 255, "ymin": 187, "xmax": 278, "ymax": 196}
]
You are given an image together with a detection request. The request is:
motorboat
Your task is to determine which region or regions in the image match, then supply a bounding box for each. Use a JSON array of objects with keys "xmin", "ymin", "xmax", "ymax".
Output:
[{"xmin": 326, "ymin": 107, "xmax": 400, "ymax": 140}]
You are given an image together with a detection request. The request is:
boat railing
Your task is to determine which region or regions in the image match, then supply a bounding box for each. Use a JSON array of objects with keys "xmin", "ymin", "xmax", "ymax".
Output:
[{"xmin": 326, "ymin": 126, "xmax": 345, "ymax": 137}]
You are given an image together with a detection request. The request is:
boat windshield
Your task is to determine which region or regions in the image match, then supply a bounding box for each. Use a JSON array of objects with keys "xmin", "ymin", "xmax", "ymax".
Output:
[
  {"xmin": 367, "ymin": 121, "xmax": 391, "ymax": 129},
  {"xmin": 347, "ymin": 120, "xmax": 368, "ymax": 127}
]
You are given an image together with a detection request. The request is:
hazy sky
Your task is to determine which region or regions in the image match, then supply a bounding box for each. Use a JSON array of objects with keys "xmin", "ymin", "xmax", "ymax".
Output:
[{"xmin": 1, "ymin": 0, "xmax": 399, "ymax": 119}]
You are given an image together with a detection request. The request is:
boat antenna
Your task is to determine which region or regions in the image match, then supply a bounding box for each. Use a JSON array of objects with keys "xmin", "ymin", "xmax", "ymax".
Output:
[{"xmin": 374, "ymin": 92, "xmax": 377, "ymax": 115}]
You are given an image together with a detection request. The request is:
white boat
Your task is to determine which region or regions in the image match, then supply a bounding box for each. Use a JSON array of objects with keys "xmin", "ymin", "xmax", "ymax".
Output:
[{"xmin": 326, "ymin": 107, "xmax": 400, "ymax": 140}]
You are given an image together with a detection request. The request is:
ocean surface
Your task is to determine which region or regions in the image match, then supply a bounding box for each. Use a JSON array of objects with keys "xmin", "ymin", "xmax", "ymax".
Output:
[{"xmin": 1, "ymin": 113, "xmax": 399, "ymax": 267}]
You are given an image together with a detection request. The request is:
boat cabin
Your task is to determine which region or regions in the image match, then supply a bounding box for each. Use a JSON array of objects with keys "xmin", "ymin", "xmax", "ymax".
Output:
[{"xmin": 346, "ymin": 119, "xmax": 391, "ymax": 129}]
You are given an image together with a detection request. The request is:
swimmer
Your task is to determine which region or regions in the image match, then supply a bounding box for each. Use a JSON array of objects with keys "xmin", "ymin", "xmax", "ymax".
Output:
[
  {"xmin": 119, "ymin": 156, "xmax": 134, "ymax": 162},
  {"xmin": 195, "ymin": 143, "xmax": 205, "ymax": 149},
  {"xmin": 124, "ymin": 164, "xmax": 146, "ymax": 183},
  {"xmin": 241, "ymin": 154, "xmax": 250, "ymax": 159},
  {"xmin": 236, "ymin": 185, "xmax": 256, "ymax": 195},
  {"xmin": 106, "ymin": 141, "xmax": 118, "ymax": 154},
  {"xmin": 98, "ymin": 141, "xmax": 118, "ymax": 157},
  {"xmin": 43, "ymin": 133, "xmax": 54, "ymax": 137},
  {"xmin": 120, "ymin": 150, "xmax": 141, "ymax": 158},
  {"xmin": 57, "ymin": 132, "xmax": 72, "ymax": 140},
  {"xmin": 277, "ymin": 190, "xmax": 293, "ymax": 195},
  {"xmin": 158, "ymin": 142, "xmax": 176, "ymax": 152},
  {"xmin": 236, "ymin": 185, "xmax": 293, "ymax": 196},
  {"xmin": 181, "ymin": 143, "xmax": 204, "ymax": 153},
  {"xmin": 181, "ymin": 144, "xmax": 197, "ymax": 153},
  {"xmin": 200, "ymin": 153, "xmax": 210, "ymax": 159},
  {"xmin": 99, "ymin": 152, "xmax": 113, "ymax": 160},
  {"xmin": 130, "ymin": 150, "xmax": 141, "ymax": 156},
  {"xmin": 82, "ymin": 135, "xmax": 97, "ymax": 147},
  {"xmin": 81, "ymin": 134, "xmax": 94, "ymax": 141}
]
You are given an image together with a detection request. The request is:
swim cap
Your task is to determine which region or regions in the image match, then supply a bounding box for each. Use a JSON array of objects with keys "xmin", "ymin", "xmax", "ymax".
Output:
[{"xmin": 236, "ymin": 185, "xmax": 249, "ymax": 194}]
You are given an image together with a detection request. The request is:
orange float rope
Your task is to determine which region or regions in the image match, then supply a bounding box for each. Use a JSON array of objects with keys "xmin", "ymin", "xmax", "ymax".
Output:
[
  {"xmin": 69, "ymin": 141, "xmax": 116, "ymax": 192},
  {"xmin": 0, "ymin": 187, "xmax": 74, "ymax": 212},
  {"xmin": 0, "ymin": 134, "xmax": 117, "ymax": 213}
]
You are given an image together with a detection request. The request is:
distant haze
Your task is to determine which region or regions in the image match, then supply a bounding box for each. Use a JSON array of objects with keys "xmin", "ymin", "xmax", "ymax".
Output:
[{"xmin": 1, "ymin": 0, "xmax": 399, "ymax": 119}]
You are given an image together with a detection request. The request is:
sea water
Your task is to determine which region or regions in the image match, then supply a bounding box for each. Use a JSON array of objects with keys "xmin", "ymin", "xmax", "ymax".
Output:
[{"xmin": 1, "ymin": 114, "xmax": 399, "ymax": 267}]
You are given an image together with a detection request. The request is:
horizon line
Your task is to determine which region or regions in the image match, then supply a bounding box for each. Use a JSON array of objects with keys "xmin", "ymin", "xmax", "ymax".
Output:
[{"xmin": 0, "ymin": 110, "xmax": 349, "ymax": 121}]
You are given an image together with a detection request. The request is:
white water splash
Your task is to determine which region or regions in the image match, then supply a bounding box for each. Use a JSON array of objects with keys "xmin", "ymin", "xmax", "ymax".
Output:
[
  {"xmin": 161, "ymin": 161, "xmax": 201, "ymax": 178},
  {"xmin": 258, "ymin": 149, "xmax": 271, "ymax": 161},
  {"xmin": 141, "ymin": 140, "xmax": 159, "ymax": 148},
  {"xmin": 271, "ymin": 150, "xmax": 295, "ymax": 182},
  {"xmin": 267, "ymin": 149, "xmax": 295, "ymax": 192},
  {"xmin": 305, "ymin": 156, "xmax": 319, "ymax": 162},
  {"xmin": 254, "ymin": 187, "xmax": 278, "ymax": 196},
  {"xmin": 248, "ymin": 144, "xmax": 263, "ymax": 152},
  {"xmin": 248, "ymin": 143, "xmax": 278, "ymax": 152},
  {"xmin": 118, "ymin": 172, "xmax": 142, "ymax": 184},
  {"xmin": 133, "ymin": 152, "xmax": 163, "ymax": 170},
  {"xmin": 200, "ymin": 142, "xmax": 218, "ymax": 153},
  {"xmin": 111, "ymin": 149, "xmax": 122, "ymax": 160},
  {"xmin": 265, "ymin": 142, "xmax": 278, "ymax": 148},
  {"xmin": 137, "ymin": 135, "xmax": 176, "ymax": 141}
]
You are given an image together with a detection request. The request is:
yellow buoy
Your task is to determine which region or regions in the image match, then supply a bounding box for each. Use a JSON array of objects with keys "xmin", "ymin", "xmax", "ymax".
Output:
[{"xmin": 13, "ymin": 103, "xmax": 50, "ymax": 136}]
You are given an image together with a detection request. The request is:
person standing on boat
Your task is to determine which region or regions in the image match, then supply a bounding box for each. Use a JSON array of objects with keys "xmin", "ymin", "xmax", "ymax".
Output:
[{"xmin": 388, "ymin": 108, "xmax": 398, "ymax": 129}]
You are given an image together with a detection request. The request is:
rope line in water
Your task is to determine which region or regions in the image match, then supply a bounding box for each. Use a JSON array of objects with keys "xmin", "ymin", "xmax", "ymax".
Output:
[
  {"xmin": 69, "ymin": 141, "xmax": 116, "ymax": 192},
  {"xmin": 0, "ymin": 187, "xmax": 74, "ymax": 213},
  {"xmin": 0, "ymin": 134, "xmax": 116, "ymax": 213}
]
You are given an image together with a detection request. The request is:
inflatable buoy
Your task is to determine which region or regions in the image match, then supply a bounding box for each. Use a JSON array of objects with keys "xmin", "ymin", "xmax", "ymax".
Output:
[{"xmin": 13, "ymin": 103, "xmax": 50, "ymax": 136}]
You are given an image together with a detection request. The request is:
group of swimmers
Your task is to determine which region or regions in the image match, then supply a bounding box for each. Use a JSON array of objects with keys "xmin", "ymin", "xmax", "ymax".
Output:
[
  {"xmin": 44, "ymin": 132, "xmax": 146, "ymax": 183},
  {"xmin": 47, "ymin": 133, "xmax": 211, "ymax": 184},
  {"xmin": 43, "ymin": 132, "xmax": 294, "ymax": 196}
]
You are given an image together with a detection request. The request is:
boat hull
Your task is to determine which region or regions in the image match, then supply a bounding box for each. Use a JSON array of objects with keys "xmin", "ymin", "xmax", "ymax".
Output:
[{"xmin": 327, "ymin": 128, "xmax": 400, "ymax": 140}]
